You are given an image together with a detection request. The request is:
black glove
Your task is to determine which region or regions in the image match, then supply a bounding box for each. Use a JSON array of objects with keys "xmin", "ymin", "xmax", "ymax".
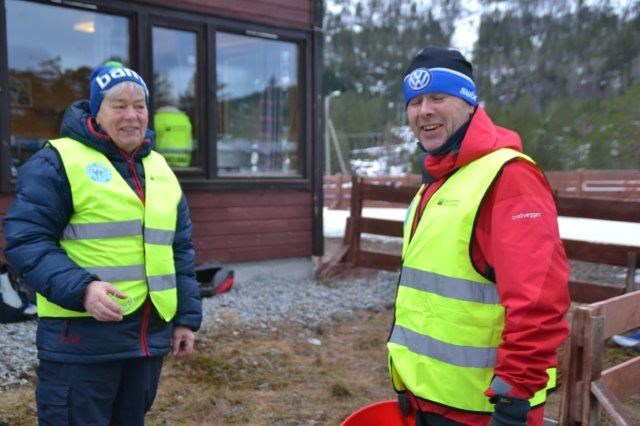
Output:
[
  {"xmin": 397, "ymin": 392, "xmax": 411, "ymax": 417},
  {"xmin": 489, "ymin": 395, "xmax": 530, "ymax": 426}
]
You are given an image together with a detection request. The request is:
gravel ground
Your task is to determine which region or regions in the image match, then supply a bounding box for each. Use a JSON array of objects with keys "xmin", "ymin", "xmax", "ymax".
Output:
[
  {"xmin": 1, "ymin": 251, "xmax": 633, "ymax": 389},
  {"xmin": 0, "ymin": 320, "xmax": 37, "ymax": 387},
  {"xmin": 0, "ymin": 269, "xmax": 399, "ymax": 388}
]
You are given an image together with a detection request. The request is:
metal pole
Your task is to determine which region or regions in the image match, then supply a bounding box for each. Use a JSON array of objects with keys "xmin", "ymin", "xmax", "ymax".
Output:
[
  {"xmin": 324, "ymin": 90, "xmax": 341, "ymax": 176},
  {"xmin": 324, "ymin": 95, "xmax": 331, "ymax": 175},
  {"xmin": 324, "ymin": 90, "xmax": 347, "ymax": 175},
  {"xmin": 328, "ymin": 117, "xmax": 348, "ymax": 174}
]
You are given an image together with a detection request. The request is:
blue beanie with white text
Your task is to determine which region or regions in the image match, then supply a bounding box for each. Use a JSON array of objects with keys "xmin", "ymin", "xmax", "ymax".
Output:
[
  {"xmin": 89, "ymin": 61, "xmax": 149, "ymax": 117},
  {"xmin": 403, "ymin": 47, "xmax": 478, "ymax": 107}
]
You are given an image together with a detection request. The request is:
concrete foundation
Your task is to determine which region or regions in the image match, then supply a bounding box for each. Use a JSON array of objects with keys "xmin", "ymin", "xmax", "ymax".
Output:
[{"xmin": 224, "ymin": 257, "xmax": 315, "ymax": 283}]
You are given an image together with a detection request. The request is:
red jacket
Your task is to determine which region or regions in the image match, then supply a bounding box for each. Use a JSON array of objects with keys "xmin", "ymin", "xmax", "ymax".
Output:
[{"xmin": 407, "ymin": 107, "xmax": 570, "ymax": 425}]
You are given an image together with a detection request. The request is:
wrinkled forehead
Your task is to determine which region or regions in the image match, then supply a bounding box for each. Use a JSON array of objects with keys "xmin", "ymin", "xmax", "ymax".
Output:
[{"xmin": 103, "ymin": 81, "xmax": 147, "ymax": 103}]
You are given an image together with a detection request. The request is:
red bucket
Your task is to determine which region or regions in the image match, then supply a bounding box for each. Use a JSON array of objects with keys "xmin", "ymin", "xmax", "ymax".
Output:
[{"xmin": 341, "ymin": 400, "xmax": 415, "ymax": 426}]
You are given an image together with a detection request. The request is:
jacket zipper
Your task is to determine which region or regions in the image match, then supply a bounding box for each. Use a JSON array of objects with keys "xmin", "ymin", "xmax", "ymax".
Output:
[
  {"xmin": 117, "ymin": 144, "xmax": 150, "ymax": 356},
  {"xmin": 121, "ymin": 145, "xmax": 146, "ymax": 203}
]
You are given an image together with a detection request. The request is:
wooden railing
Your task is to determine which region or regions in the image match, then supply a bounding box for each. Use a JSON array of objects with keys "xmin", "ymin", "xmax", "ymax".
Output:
[
  {"xmin": 316, "ymin": 176, "xmax": 415, "ymax": 278},
  {"xmin": 558, "ymin": 290, "xmax": 640, "ymax": 425},
  {"xmin": 323, "ymin": 174, "xmax": 422, "ymax": 210},
  {"xmin": 319, "ymin": 177, "xmax": 640, "ymax": 290},
  {"xmin": 323, "ymin": 170, "xmax": 640, "ymax": 210},
  {"xmin": 546, "ymin": 170, "xmax": 640, "ymax": 200},
  {"xmin": 556, "ymin": 196, "xmax": 640, "ymax": 302}
]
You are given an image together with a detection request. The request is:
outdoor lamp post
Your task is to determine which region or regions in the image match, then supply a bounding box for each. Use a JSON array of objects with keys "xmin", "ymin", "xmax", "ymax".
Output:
[
  {"xmin": 325, "ymin": 90, "xmax": 348, "ymax": 175},
  {"xmin": 324, "ymin": 90, "xmax": 341, "ymax": 175}
]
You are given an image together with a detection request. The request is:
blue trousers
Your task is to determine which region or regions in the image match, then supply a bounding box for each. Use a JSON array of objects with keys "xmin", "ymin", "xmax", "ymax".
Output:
[{"xmin": 36, "ymin": 357, "xmax": 163, "ymax": 426}]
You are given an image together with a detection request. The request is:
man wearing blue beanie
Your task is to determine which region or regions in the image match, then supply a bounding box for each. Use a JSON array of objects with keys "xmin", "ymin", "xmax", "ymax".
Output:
[
  {"xmin": 4, "ymin": 60, "xmax": 202, "ymax": 425},
  {"xmin": 387, "ymin": 47, "xmax": 570, "ymax": 426}
]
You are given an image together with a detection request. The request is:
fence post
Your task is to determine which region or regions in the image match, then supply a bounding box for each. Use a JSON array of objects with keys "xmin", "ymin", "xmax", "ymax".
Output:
[
  {"xmin": 332, "ymin": 173, "xmax": 342, "ymax": 210},
  {"xmin": 624, "ymin": 251, "xmax": 638, "ymax": 293},
  {"xmin": 346, "ymin": 174, "xmax": 363, "ymax": 264},
  {"xmin": 559, "ymin": 308, "xmax": 586, "ymax": 425},
  {"xmin": 580, "ymin": 310, "xmax": 604, "ymax": 425}
]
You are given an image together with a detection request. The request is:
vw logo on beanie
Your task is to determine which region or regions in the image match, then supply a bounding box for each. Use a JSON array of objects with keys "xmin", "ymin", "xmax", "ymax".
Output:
[{"xmin": 403, "ymin": 47, "xmax": 478, "ymax": 107}]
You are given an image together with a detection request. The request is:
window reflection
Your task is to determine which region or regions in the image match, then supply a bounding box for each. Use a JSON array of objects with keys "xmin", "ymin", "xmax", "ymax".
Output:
[
  {"xmin": 152, "ymin": 27, "xmax": 198, "ymax": 169},
  {"xmin": 6, "ymin": 0, "xmax": 128, "ymax": 176},
  {"xmin": 216, "ymin": 32, "xmax": 300, "ymax": 177}
]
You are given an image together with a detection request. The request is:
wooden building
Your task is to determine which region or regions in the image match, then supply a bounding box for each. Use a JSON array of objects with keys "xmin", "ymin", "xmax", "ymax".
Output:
[{"xmin": 0, "ymin": 0, "xmax": 325, "ymax": 263}]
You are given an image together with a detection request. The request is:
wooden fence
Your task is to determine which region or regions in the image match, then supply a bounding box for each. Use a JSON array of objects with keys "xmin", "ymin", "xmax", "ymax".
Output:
[
  {"xmin": 323, "ymin": 170, "xmax": 640, "ymax": 209},
  {"xmin": 546, "ymin": 170, "xmax": 640, "ymax": 199},
  {"xmin": 558, "ymin": 290, "xmax": 640, "ymax": 425},
  {"xmin": 323, "ymin": 173, "xmax": 422, "ymax": 209},
  {"xmin": 318, "ymin": 176, "xmax": 640, "ymax": 298},
  {"xmin": 316, "ymin": 176, "xmax": 640, "ymax": 424}
]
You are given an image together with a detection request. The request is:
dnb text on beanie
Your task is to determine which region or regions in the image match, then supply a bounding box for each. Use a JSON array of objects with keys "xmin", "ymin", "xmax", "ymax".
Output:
[{"xmin": 89, "ymin": 61, "xmax": 149, "ymax": 117}]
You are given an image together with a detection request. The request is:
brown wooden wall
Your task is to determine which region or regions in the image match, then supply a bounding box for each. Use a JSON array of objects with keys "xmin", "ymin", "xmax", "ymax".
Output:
[
  {"xmin": 0, "ymin": 190, "xmax": 314, "ymax": 264},
  {"xmin": 140, "ymin": 0, "xmax": 315, "ymax": 30},
  {"xmin": 186, "ymin": 189, "xmax": 314, "ymax": 263}
]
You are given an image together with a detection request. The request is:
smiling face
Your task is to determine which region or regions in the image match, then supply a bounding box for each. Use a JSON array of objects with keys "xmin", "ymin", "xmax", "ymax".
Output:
[
  {"xmin": 407, "ymin": 93, "xmax": 474, "ymax": 152},
  {"xmin": 96, "ymin": 83, "xmax": 148, "ymax": 153}
]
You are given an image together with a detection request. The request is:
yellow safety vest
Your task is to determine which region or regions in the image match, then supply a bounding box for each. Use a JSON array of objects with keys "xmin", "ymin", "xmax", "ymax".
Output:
[
  {"xmin": 388, "ymin": 148, "xmax": 555, "ymax": 412},
  {"xmin": 154, "ymin": 110, "xmax": 193, "ymax": 167},
  {"xmin": 36, "ymin": 137, "xmax": 182, "ymax": 321}
]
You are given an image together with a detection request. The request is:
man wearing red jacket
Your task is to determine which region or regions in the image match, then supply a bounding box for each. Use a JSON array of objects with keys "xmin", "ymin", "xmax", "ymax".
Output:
[{"xmin": 387, "ymin": 47, "xmax": 570, "ymax": 426}]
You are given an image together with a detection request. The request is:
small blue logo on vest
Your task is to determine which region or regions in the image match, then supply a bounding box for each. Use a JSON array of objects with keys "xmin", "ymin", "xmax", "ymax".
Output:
[{"xmin": 86, "ymin": 163, "xmax": 112, "ymax": 183}]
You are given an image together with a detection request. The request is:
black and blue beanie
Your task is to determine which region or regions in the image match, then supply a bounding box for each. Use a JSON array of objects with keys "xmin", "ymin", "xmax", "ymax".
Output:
[
  {"xmin": 89, "ymin": 61, "xmax": 149, "ymax": 117},
  {"xmin": 403, "ymin": 47, "xmax": 477, "ymax": 107}
]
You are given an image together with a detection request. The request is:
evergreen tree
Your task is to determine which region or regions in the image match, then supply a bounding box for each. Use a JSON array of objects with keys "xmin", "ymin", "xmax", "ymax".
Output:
[{"xmin": 323, "ymin": 0, "xmax": 640, "ymax": 172}]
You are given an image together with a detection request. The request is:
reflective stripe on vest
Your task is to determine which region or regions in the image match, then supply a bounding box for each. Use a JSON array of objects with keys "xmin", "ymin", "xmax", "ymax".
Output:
[
  {"xmin": 36, "ymin": 137, "xmax": 182, "ymax": 321},
  {"xmin": 388, "ymin": 148, "xmax": 555, "ymax": 412}
]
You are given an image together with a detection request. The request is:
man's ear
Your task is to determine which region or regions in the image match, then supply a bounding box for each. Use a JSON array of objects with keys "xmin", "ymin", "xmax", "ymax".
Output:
[{"xmin": 466, "ymin": 103, "xmax": 475, "ymax": 115}]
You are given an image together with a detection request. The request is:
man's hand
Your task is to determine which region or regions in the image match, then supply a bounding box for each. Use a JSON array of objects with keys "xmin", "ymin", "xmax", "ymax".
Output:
[
  {"xmin": 172, "ymin": 325, "xmax": 195, "ymax": 356},
  {"xmin": 489, "ymin": 395, "xmax": 530, "ymax": 426},
  {"xmin": 83, "ymin": 280, "xmax": 126, "ymax": 322}
]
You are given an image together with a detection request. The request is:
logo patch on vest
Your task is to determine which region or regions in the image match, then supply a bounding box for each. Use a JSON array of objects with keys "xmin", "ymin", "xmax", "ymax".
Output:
[
  {"xmin": 86, "ymin": 163, "xmax": 112, "ymax": 183},
  {"xmin": 437, "ymin": 198, "xmax": 460, "ymax": 206}
]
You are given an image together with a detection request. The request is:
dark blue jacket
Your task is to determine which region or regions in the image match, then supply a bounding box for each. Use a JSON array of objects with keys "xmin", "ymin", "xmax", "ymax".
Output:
[{"xmin": 3, "ymin": 100, "xmax": 202, "ymax": 363}]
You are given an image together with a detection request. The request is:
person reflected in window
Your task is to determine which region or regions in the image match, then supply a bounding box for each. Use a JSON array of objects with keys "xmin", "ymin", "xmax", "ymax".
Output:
[
  {"xmin": 3, "ymin": 61, "xmax": 202, "ymax": 425},
  {"xmin": 154, "ymin": 105, "xmax": 193, "ymax": 168},
  {"xmin": 387, "ymin": 48, "xmax": 571, "ymax": 426}
]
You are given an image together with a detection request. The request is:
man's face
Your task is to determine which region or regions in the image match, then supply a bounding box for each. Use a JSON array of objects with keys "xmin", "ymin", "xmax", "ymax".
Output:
[
  {"xmin": 406, "ymin": 93, "xmax": 474, "ymax": 152},
  {"xmin": 96, "ymin": 86, "xmax": 148, "ymax": 153}
]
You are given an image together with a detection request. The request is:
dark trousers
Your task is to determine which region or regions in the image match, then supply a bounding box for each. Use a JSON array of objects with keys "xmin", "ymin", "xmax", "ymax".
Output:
[
  {"xmin": 36, "ymin": 357, "xmax": 163, "ymax": 426},
  {"xmin": 415, "ymin": 411, "xmax": 464, "ymax": 426}
]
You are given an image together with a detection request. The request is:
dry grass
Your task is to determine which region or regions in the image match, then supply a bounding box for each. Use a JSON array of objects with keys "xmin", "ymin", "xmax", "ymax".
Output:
[
  {"xmin": 147, "ymin": 308, "xmax": 396, "ymax": 425},
  {"xmin": 0, "ymin": 308, "xmax": 397, "ymax": 426},
  {"xmin": 1, "ymin": 305, "xmax": 639, "ymax": 425},
  {"xmin": 0, "ymin": 384, "xmax": 34, "ymax": 426}
]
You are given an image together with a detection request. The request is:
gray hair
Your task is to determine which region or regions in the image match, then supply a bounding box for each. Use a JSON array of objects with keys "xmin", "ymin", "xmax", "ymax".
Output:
[{"xmin": 102, "ymin": 81, "xmax": 148, "ymax": 103}]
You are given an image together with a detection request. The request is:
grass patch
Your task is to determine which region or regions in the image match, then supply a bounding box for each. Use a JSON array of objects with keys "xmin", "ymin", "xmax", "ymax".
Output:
[{"xmin": 331, "ymin": 383, "xmax": 352, "ymax": 398}]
